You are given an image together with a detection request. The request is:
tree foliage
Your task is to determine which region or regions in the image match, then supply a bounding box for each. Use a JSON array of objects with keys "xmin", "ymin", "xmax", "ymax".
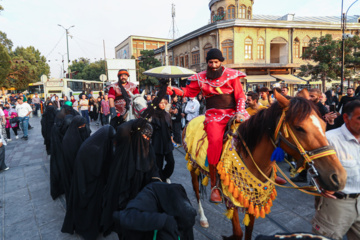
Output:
[
  {"xmin": 138, "ymin": 50, "xmax": 162, "ymax": 86},
  {"xmin": 0, "ymin": 31, "xmax": 13, "ymax": 52},
  {"xmin": 0, "ymin": 44, "xmax": 11, "ymax": 87},
  {"xmin": 69, "ymin": 58, "xmax": 106, "ymax": 80},
  {"xmin": 299, "ymin": 34, "xmax": 360, "ymax": 89},
  {"xmin": 7, "ymin": 46, "xmax": 50, "ymax": 89}
]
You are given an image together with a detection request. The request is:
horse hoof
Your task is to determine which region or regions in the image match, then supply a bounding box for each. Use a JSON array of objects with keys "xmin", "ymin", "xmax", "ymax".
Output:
[{"xmin": 200, "ymin": 220, "xmax": 209, "ymax": 228}]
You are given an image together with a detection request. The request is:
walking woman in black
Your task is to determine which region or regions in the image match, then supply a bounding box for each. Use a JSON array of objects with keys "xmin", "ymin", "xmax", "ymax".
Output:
[{"xmin": 151, "ymin": 98, "xmax": 175, "ymax": 183}]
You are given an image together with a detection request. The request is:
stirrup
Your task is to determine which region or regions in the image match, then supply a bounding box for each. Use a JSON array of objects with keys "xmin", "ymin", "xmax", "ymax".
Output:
[{"xmin": 210, "ymin": 186, "xmax": 223, "ymax": 203}]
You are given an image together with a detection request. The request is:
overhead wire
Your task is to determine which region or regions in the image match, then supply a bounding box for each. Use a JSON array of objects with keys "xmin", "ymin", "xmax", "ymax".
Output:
[{"xmin": 46, "ymin": 33, "xmax": 65, "ymax": 59}]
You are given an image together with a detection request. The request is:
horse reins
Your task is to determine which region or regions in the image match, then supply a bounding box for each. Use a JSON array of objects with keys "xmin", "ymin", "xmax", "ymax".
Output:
[{"xmin": 237, "ymin": 107, "xmax": 337, "ymax": 196}]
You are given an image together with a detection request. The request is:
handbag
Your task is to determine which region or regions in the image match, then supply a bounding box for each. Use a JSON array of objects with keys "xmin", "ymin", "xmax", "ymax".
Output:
[{"xmin": 10, "ymin": 117, "xmax": 19, "ymax": 124}]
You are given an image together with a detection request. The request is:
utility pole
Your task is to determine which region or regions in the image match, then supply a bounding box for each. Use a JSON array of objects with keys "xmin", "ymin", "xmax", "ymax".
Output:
[
  {"xmin": 58, "ymin": 52, "xmax": 66, "ymax": 78},
  {"xmin": 58, "ymin": 24, "xmax": 75, "ymax": 79},
  {"xmin": 340, "ymin": 0, "xmax": 359, "ymax": 95},
  {"xmin": 172, "ymin": 4, "xmax": 176, "ymax": 40}
]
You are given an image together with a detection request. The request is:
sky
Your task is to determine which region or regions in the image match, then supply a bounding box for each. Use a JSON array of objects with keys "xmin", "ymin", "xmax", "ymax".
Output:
[{"xmin": 1, "ymin": 0, "xmax": 359, "ymax": 78}]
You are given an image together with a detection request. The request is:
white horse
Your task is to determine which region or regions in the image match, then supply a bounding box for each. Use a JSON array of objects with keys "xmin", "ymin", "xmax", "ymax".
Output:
[{"xmin": 127, "ymin": 91, "xmax": 148, "ymax": 121}]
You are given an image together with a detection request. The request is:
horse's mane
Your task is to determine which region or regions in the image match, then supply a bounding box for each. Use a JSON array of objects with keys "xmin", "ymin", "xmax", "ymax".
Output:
[{"xmin": 236, "ymin": 97, "xmax": 320, "ymax": 156}]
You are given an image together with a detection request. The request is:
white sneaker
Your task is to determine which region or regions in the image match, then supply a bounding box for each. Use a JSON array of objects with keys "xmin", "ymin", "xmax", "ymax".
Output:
[
  {"xmin": 166, "ymin": 178, "xmax": 171, "ymax": 184},
  {"xmin": 7, "ymin": 139, "xmax": 12, "ymax": 142},
  {"xmin": 3, "ymin": 167, "xmax": 9, "ymax": 171},
  {"xmin": 15, "ymin": 136, "xmax": 19, "ymax": 139}
]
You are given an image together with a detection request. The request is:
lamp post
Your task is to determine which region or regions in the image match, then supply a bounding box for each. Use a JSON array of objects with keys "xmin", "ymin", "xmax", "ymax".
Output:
[
  {"xmin": 341, "ymin": 0, "xmax": 358, "ymax": 95},
  {"xmin": 58, "ymin": 24, "xmax": 75, "ymax": 79}
]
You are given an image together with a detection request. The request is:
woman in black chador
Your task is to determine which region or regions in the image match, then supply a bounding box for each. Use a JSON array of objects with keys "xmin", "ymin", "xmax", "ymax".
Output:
[
  {"xmin": 151, "ymin": 98, "xmax": 175, "ymax": 182},
  {"xmin": 41, "ymin": 102, "xmax": 57, "ymax": 155}
]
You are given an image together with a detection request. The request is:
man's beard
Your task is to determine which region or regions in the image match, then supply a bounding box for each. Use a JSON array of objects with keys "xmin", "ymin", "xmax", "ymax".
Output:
[
  {"xmin": 118, "ymin": 78, "xmax": 127, "ymax": 84},
  {"xmin": 206, "ymin": 65, "xmax": 223, "ymax": 80}
]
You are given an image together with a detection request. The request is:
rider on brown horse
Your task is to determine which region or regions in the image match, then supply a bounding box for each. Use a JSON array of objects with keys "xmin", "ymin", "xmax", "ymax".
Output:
[{"xmin": 169, "ymin": 48, "xmax": 249, "ymax": 203}]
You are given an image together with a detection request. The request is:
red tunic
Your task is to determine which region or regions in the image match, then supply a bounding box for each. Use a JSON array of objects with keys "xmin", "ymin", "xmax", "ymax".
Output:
[
  {"xmin": 182, "ymin": 67, "xmax": 249, "ymax": 165},
  {"xmin": 108, "ymin": 82, "xmax": 139, "ymax": 115}
]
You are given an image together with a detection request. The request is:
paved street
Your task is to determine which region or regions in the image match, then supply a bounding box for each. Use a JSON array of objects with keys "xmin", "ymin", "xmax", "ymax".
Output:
[{"xmin": 0, "ymin": 116, "xmax": 318, "ymax": 240}]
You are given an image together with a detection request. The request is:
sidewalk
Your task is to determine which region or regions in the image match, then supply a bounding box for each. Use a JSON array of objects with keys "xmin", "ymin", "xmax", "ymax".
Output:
[{"xmin": 0, "ymin": 116, "xmax": 319, "ymax": 240}]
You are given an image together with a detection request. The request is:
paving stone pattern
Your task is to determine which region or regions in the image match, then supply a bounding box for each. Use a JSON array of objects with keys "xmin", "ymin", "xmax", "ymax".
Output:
[{"xmin": 0, "ymin": 116, "xmax": 323, "ymax": 240}]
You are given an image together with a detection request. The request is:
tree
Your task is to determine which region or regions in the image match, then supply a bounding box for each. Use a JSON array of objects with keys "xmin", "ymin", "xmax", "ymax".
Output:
[
  {"xmin": 138, "ymin": 50, "xmax": 162, "ymax": 86},
  {"xmin": 299, "ymin": 34, "xmax": 360, "ymax": 90},
  {"xmin": 69, "ymin": 58, "xmax": 106, "ymax": 80},
  {"xmin": 7, "ymin": 46, "xmax": 50, "ymax": 89},
  {"xmin": 0, "ymin": 44, "xmax": 11, "ymax": 87},
  {"xmin": 0, "ymin": 31, "xmax": 13, "ymax": 52}
]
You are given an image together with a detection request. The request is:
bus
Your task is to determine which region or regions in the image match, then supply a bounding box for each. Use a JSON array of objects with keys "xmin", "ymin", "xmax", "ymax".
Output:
[
  {"xmin": 28, "ymin": 82, "xmax": 45, "ymax": 99},
  {"xmin": 44, "ymin": 78, "xmax": 104, "ymax": 100}
]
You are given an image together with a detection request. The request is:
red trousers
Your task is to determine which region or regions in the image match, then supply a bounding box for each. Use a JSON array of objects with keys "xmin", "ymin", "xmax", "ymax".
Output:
[{"xmin": 204, "ymin": 115, "xmax": 232, "ymax": 165}]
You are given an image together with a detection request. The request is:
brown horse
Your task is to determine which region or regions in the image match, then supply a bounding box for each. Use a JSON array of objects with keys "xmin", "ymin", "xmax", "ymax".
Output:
[{"xmin": 183, "ymin": 91, "xmax": 347, "ymax": 240}]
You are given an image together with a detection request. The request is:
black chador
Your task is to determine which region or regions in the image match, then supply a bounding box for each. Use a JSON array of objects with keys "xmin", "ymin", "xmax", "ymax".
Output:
[
  {"xmin": 101, "ymin": 118, "xmax": 159, "ymax": 236},
  {"xmin": 61, "ymin": 115, "xmax": 90, "ymax": 203},
  {"xmin": 41, "ymin": 104, "xmax": 57, "ymax": 155},
  {"xmin": 50, "ymin": 106, "xmax": 78, "ymax": 200},
  {"xmin": 113, "ymin": 182, "xmax": 197, "ymax": 240},
  {"xmin": 62, "ymin": 125, "xmax": 116, "ymax": 240}
]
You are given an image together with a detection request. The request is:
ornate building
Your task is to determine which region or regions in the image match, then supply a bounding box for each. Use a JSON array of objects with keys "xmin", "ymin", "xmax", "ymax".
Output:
[{"xmin": 154, "ymin": 0, "xmax": 360, "ymax": 92}]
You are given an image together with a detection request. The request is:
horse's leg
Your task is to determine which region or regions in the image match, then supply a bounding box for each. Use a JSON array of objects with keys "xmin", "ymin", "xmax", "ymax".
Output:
[
  {"xmin": 223, "ymin": 208, "xmax": 243, "ymax": 240},
  {"xmin": 190, "ymin": 170, "xmax": 209, "ymax": 228},
  {"xmin": 244, "ymin": 214, "xmax": 255, "ymax": 240}
]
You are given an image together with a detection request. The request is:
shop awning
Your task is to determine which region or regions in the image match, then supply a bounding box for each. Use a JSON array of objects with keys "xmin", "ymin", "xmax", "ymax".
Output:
[
  {"xmin": 272, "ymin": 74, "xmax": 307, "ymax": 84},
  {"xmin": 309, "ymin": 81, "xmax": 323, "ymax": 85},
  {"xmin": 245, "ymin": 75, "xmax": 277, "ymax": 83}
]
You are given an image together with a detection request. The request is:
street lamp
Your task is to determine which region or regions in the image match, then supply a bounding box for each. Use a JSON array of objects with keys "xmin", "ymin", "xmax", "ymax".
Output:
[
  {"xmin": 341, "ymin": 0, "xmax": 358, "ymax": 95},
  {"xmin": 58, "ymin": 24, "xmax": 75, "ymax": 79},
  {"xmin": 58, "ymin": 52, "xmax": 66, "ymax": 78}
]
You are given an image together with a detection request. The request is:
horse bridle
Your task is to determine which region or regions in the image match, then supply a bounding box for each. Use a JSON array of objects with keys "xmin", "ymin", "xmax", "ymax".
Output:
[
  {"xmin": 273, "ymin": 107, "xmax": 337, "ymax": 192},
  {"xmin": 131, "ymin": 95, "xmax": 147, "ymax": 119}
]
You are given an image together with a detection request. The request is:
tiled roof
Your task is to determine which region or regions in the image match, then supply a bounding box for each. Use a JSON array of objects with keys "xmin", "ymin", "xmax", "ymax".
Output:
[{"xmin": 253, "ymin": 14, "xmax": 360, "ymax": 23}]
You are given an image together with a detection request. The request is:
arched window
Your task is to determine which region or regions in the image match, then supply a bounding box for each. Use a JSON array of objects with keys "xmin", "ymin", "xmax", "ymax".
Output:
[
  {"xmin": 228, "ymin": 5, "xmax": 235, "ymax": 19},
  {"xmin": 211, "ymin": 11, "xmax": 215, "ymax": 23},
  {"xmin": 179, "ymin": 54, "xmax": 185, "ymax": 67},
  {"xmin": 191, "ymin": 47, "xmax": 200, "ymax": 65},
  {"xmin": 294, "ymin": 37, "xmax": 300, "ymax": 58},
  {"xmin": 203, "ymin": 43, "xmax": 213, "ymax": 61},
  {"xmin": 222, "ymin": 40, "xmax": 234, "ymax": 64},
  {"xmin": 185, "ymin": 54, "xmax": 189, "ymax": 68},
  {"xmin": 302, "ymin": 36, "xmax": 311, "ymax": 58},
  {"xmin": 247, "ymin": 7, "xmax": 252, "ymax": 19},
  {"xmin": 257, "ymin": 37, "xmax": 265, "ymax": 60},
  {"xmin": 240, "ymin": 5, "xmax": 246, "ymax": 19},
  {"xmin": 245, "ymin": 37, "xmax": 253, "ymax": 60}
]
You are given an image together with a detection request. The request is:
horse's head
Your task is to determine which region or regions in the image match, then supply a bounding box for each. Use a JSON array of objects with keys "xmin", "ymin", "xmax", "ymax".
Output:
[
  {"xmin": 274, "ymin": 90, "xmax": 347, "ymax": 192},
  {"xmin": 130, "ymin": 91, "xmax": 148, "ymax": 119}
]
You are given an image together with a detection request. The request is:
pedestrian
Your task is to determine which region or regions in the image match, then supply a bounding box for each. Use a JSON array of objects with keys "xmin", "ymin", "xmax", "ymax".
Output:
[
  {"xmin": 169, "ymin": 95, "xmax": 182, "ymax": 147},
  {"xmin": 79, "ymin": 91, "xmax": 86, "ymax": 100},
  {"xmin": 79, "ymin": 94, "xmax": 90, "ymax": 124},
  {"xmin": 61, "ymin": 125, "xmax": 116, "ymax": 240},
  {"xmin": 146, "ymin": 94, "xmax": 152, "ymax": 104},
  {"xmin": 197, "ymin": 93, "xmax": 206, "ymax": 115},
  {"xmin": 31, "ymin": 92, "xmax": 41, "ymax": 116},
  {"xmin": 338, "ymin": 87, "xmax": 356, "ymax": 113},
  {"xmin": 54, "ymin": 96, "xmax": 61, "ymax": 109},
  {"xmin": 70, "ymin": 95, "xmax": 78, "ymax": 112},
  {"xmin": 245, "ymin": 92, "xmax": 267, "ymax": 116},
  {"xmin": 0, "ymin": 109, "xmax": 8, "ymax": 172},
  {"xmin": 3, "ymin": 102, "xmax": 18, "ymax": 141},
  {"xmin": 87, "ymin": 90, "xmax": 93, "ymax": 99},
  {"xmin": 151, "ymin": 98, "xmax": 175, "ymax": 183},
  {"xmin": 15, "ymin": 98, "xmax": 32, "ymax": 141},
  {"xmin": 281, "ymin": 86, "xmax": 289, "ymax": 96},
  {"xmin": 181, "ymin": 96, "xmax": 187, "ymax": 129},
  {"xmin": 309, "ymin": 88, "xmax": 329, "ymax": 117},
  {"xmin": 96, "ymin": 97, "xmax": 102, "ymax": 125},
  {"xmin": 61, "ymin": 115, "xmax": 90, "ymax": 203},
  {"xmin": 325, "ymin": 90, "xmax": 339, "ymax": 111},
  {"xmin": 101, "ymin": 119, "xmax": 159, "ymax": 237},
  {"xmin": 259, "ymin": 87, "xmax": 272, "ymax": 107},
  {"xmin": 8, "ymin": 92, "xmax": 17, "ymax": 105},
  {"xmin": 41, "ymin": 102, "xmax": 57, "ymax": 155},
  {"xmin": 312, "ymin": 100, "xmax": 360, "ymax": 240},
  {"xmin": 184, "ymin": 97, "xmax": 200, "ymax": 123},
  {"xmin": 89, "ymin": 97, "xmax": 96, "ymax": 122},
  {"xmin": 101, "ymin": 95, "xmax": 110, "ymax": 125}
]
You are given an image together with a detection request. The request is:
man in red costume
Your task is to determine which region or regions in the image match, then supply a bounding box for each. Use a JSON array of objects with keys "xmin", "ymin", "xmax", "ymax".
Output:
[
  {"xmin": 108, "ymin": 69, "xmax": 139, "ymax": 129},
  {"xmin": 169, "ymin": 49, "xmax": 249, "ymax": 203}
]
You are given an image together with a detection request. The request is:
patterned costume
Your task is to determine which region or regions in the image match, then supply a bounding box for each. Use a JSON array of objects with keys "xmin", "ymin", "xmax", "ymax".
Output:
[
  {"xmin": 174, "ymin": 67, "xmax": 249, "ymax": 165},
  {"xmin": 108, "ymin": 82, "xmax": 139, "ymax": 116}
]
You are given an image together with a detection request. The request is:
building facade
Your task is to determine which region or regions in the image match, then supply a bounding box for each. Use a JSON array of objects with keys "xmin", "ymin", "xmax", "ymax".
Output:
[
  {"xmin": 115, "ymin": 35, "xmax": 172, "ymax": 60},
  {"xmin": 154, "ymin": 0, "xmax": 360, "ymax": 92}
]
